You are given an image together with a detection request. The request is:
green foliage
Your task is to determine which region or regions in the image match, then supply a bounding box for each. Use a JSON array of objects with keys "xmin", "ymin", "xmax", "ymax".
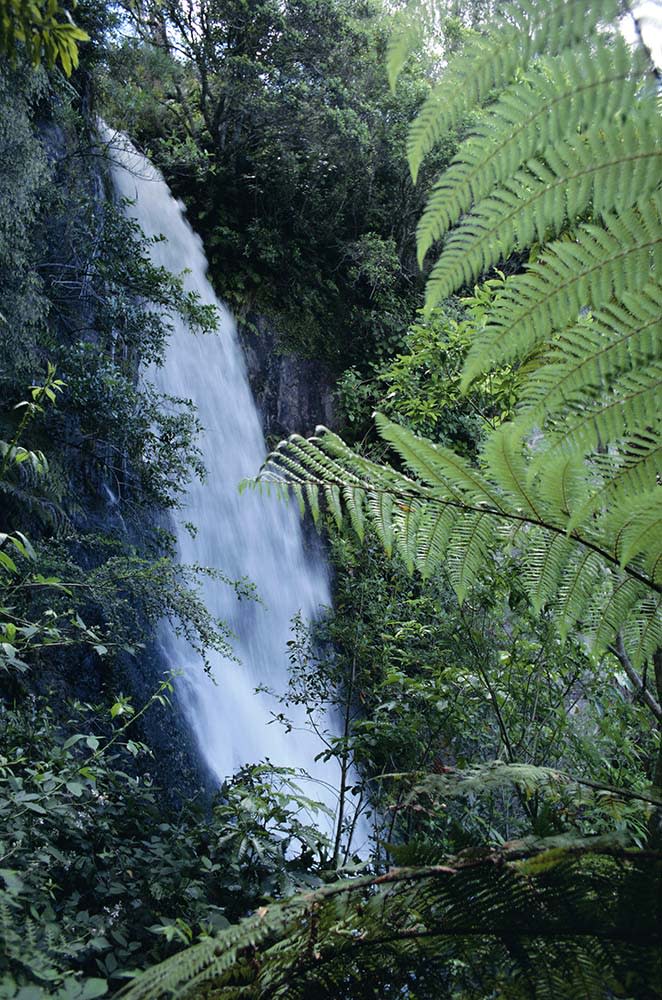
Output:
[
  {"xmin": 0, "ymin": 694, "xmax": 330, "ymax": 998},
  {"xmin": 351, "ymin": 281, "xmax": 517, "ymax": 449},
  {"xmin": 114, "ymin": 842, "xmax": 661, "ymax": 999},
  {"xmin": 0, "ymin": 64, "xmax": 51, "ymax": 365},
  {"xmin": 301, "ymin": 533, "xmax": 656, "ymax": 855},
  {"xmin": 3, "ymin": 2, "xmax": 661, "ymax": 997},
  {"xmin": 0, "ymin": 0, "xmax": 89, "ymax": 76}
]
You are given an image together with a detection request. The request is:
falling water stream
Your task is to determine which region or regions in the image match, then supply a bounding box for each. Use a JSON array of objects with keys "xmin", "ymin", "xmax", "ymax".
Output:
[{"xmin": 104, "ymin": 130, "xmax": 348, "ymax": 830}]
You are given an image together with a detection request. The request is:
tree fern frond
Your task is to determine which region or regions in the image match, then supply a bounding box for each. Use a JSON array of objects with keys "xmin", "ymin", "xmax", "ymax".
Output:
[
  {"xmin": 366, "ymin": 489, "xmax": 395, "ymax": 556},
  {"xmin": 405, "ymin": 760, "xmax": 571, "ymax": 801},
  {"xmin": 375, "ymin": 412, "xmax": 504, "ymax": 508},
  {"xmin": 394, "ymin": 497, "xmax": 427, "ymax": 574},
  {"xmin": 568, "ymin": 432, "xmax": 662, "ymax": 529},
  {"xmin": 287, "ymin": 434, "xmax": 364, "ymax": 486},
  {"xmin": 513, "ymin": 282, "xmax": 662, "ymax": 425},
  {"xmin": 556, "ymin": 364, "xmax": 662, "ymax": 456},
  {"xmin": 424, "ymin": 113, "xmax": 661, "ymax": 310},
  {"xmin": 343, "ymin": 485, "xmax": 366, "ymax": 541},
  {"xmin": 482, "ymin": 423, "xmax": 543, "ymax": 518},
  {"xmin": 290, "ymin": 482, "xmax": 306, "ymax": 516},
  {"xmin": 520, "ymin": 527, "xmax": 573, "ymax": 614},
  {"xmin": 325, "ymin": 483, "xmax": 344, "ymax": 528},
  {"xmin": 461, "ymin": 198, "xmax": 662, "ymax": 386},
  {"xmin": 555, "ymin": 550, "xmax": 606, "ymax": 640},
  {"xmin": 386, "ymin": 0, "xmax": 428, "ymax": 90},
  {"xmin": 416, "ymin": 38, "xmax": 642, "ymax": 264},
  {"xmin": 588, "ymin": 576, "xmax": 648, "ymax": 656},
  {"xmin": 116, "ymin": 844, "xmax": 661, "ymax": 1000},
  {"xmin": 407, "ymin": 0, "xmax": 621, "ymax": 182},
  {"xmin": 304, "ymin": 482, "xmax": 320, "ymax": 524},
  {"xmin": 414, "ymin": 504, "xmax": 455, "ymax": 578},
  {"xmin": 604, "ymin": 490, "xmax": 662, "ymax": 570},
  {"xmin": 622, "ymin": 592, "xmax": 662, "ymax": 668},
  {"xmin": 529, "ymin": 453, "xmax": 588, "ymax": 528},
  {"xmin": 446, "ymin": 509, "xmax": 495, "ymax": 602}
]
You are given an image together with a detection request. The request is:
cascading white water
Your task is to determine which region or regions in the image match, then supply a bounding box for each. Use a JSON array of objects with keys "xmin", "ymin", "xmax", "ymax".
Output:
[{"xmin": 103, "ymin": 129, "xmax": 346, "ymax": 824}]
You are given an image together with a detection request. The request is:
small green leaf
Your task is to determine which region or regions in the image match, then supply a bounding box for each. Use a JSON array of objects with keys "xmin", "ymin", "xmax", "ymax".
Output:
[
  {"xmin": 79, "ymin": 978, "xmax": 108, "ymax": 999},
  {"xmin": 63, "ymin": 734, "xmax": 86, "ymax": 749}
]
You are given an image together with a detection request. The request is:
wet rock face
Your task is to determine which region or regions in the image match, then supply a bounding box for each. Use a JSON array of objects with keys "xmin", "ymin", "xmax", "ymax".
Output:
[{"xmin": 238, "ymin": 314, "xmax": 336, "ymax": 442}]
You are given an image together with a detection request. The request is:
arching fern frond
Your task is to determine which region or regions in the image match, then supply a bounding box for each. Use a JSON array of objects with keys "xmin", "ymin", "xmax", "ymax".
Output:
[
  {"xmin": 513, "ymin": 281, "xmax": 662, "ymax": 427},
  {"xmin": 462, "ymin": 196, "xmax": 662, "ymax": 387},
  {"xmin": 406, "ymin": 0, "xmax": 621, "ymax": 181},
  {"xmin": 519, "ymin": 528, "xmax": 573, "ymax": 615},
  {"xmin": 416, "ymin": 37, "xmax": 644, "ymax": 264},
  {"xmin": 567, "ymin": 432, "xmax": 662, "ymax": 529},
  {"xmin": 116, "ymin": 842, "xmax": 661, "ymax": 1000},
  {"xmin": 375, "ymin": 411, "xmax": 503, "ymax": 508},
  {"xmin": 249, "ymin": 414, "xmax": 660, "ymax": 661},
  {"xmin": 622, "ymin": 592, "xmax": 662, "ymax": 668},
  {"xmin": 551, "ymin": 363, "xmax": 662, "ymax": 457},
  {"xmin": 424, "ymin": 111, "xmax": 661, "ymax": 311}
]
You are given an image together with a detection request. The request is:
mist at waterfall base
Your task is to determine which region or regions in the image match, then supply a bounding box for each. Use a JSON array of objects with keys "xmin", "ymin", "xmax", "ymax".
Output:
[{"xmin": 104, "ymin": 129, "xmax": 363, "ymax": 847}]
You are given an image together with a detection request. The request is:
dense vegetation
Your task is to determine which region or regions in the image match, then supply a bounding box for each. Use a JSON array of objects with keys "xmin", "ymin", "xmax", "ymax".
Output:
[{"xmin": 0, "ymin": 1, "xmax": 660, "ymax": 998}]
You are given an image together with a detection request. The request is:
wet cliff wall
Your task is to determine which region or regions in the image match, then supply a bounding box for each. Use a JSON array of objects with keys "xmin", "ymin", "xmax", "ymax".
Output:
[{"xmin": 239, "ymin": 315, "xmax": 336, "ymax": 443}]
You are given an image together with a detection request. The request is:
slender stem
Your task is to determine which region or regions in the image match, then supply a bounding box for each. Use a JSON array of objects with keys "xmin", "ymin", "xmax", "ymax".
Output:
[
  {"xmin": 608, "ymin": 635, "xmax": 662, "ymax": 722},
  {"xmin": 333, "ymin": 592, "xmax": 363, "ymax": 867}
]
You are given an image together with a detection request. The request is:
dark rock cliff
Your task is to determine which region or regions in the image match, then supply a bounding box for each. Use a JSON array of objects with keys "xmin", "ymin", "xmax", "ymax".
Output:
[{"xmin": 238, "ymin": 314, "xmax": 336, "ymax": 443}]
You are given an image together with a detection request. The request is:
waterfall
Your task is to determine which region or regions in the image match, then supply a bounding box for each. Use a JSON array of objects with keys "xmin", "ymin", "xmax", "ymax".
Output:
[{"xmin": 103, "ymin": 129, "xmax": 346, "ymax": 828}]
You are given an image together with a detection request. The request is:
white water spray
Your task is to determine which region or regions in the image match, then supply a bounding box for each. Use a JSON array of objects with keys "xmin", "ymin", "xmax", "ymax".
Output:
[{"xmin": 103, "ymin": 129, "xmax": 350, "ymax": 829}]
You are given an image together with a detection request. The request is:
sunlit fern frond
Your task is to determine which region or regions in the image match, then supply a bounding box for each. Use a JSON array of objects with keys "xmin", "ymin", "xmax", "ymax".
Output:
[
  {"xmin": 550, "ymin": 364, "xmax": 662, "ymax": 458},
  {"xmin": 249, "ymin": 415, "xmax": 660, "ymax": 661},
  {"xmin": 424, "ymin": 112, "xmax": 661, "ymax": 311},
  {"xmin": 375, "ymin": 411, "xmax": 503, "ymax": 507},
  {"xmin": 461, "ymin": 196, "xmax": 662, "ymax": 388},
  {"xmin": 405, "ymin": 0, "xmax": 621, "ymax": 182},
  {"xmin": 399, "ymin": 759, "xmax": 662, "ymax": 808},
  {"xmin": 514, "ymin": 285, "xmax": 662, "ymax": 430},
  {"xmin": 621, "ymin": 591, "xmax": 662, "ymax": 667},
  {"xmin": 518, "ymin": 528, "xmax": 573, "ymax": 615},
  {"xmin": 554, "ymin": 548, "xmax": 608, "ymax": 641},
  {"xmin": 567, "ymin": 432, "xmax": 662, "ymax": 529},
  {"xmin": 416, "ymin": 37, "xmax": 644, "ymax": 264},
  {"xmin": 386, "ymin": 0, "xmax": 431, "ymax": 90}
]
